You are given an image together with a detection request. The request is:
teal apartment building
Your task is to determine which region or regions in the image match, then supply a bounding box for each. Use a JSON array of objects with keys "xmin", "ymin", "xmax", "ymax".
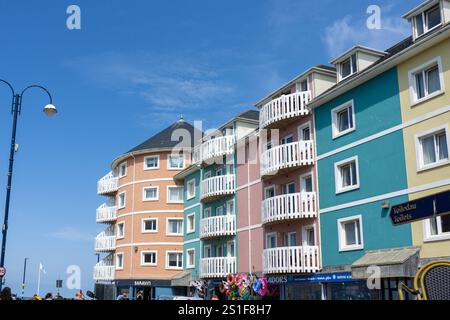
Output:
[
  {"xmin": 310, "ymin": 46, "xmax": 416, "ymax": 300},
  {"xmin": 175, "ymin": 110, "xmax": 259, "ymax": 296}
]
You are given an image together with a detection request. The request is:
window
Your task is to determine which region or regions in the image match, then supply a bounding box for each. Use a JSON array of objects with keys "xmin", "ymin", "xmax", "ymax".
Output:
[
  {"xmin": 299, "ymin": 79, "xmax": 308, "ymax": 92},
  {"xmin": 284, "ymin": 232, "xmax": 297, "ymax": 247},
  {"xmin": 264, "ymin": 186, "xmax": 276, "ymax": 199},
  {"xmin": 141, "ymin": 251, "xmax": 157, "ymax": 266},
  {"xmin": 340, "ymin": 54, "xmax": 357, "ymax": 79},
  {"xmin": 226, "ymin": 200, "xmax": 234, "ymax": 215},
  {"xmin": 266, "ymin": 233, "xmax": 277, "ymax": 249},
  {"xmin": 116, "ymin": 253, "xmax": 124, "ymax": 270},
  {"xmin": 166, "ymin": 218, "xmax": 183, "ymax": 236},
  {"xmin": 118, "ymin": 192, "xmax": 126, "ymax": 209},
  {"xmin": 144, "ymin": 155, "xmax": 159, "ymax": 170},
  {"xmin": 168, "ymin": 154, "xmax": 185, "ymax": 169},
  {"xmin": 280, "ymin": 135, "xmax": 294, "ymax": 145},
  {"xmin": 204, "ymin": 171, "xmax": 212, "ymax": 179},
  {"xmin": 302, "ymin": 225, "xmax": 316, "ymax": 246},
  {"xmin": 117, "ymin": 222, "xmax": 125, "ymax": 239},
  {"xmin": 142, "ymin": 218, "xmax": 158, "ymax": 233},
  {"xmin": 416, "ymin": 126, "xmax": 449, "ymax": 170},
  {"xmin": 216, "ymin": 206, "xmax": 224, "ymax": 216},
  {"xmin": 119, "ymin": 162, "xmax": 127, "ymax": 177},
  {"xmin": 204, "ymin": 207, "xmax": 212, "ymax": 218},
  {"xmin": 186, "ymin": 249, "xmax": 195, "ymax": 269},
  {"xmin": 300, "ymin": 173, "xmax": 313, "ymax": 193},
  {"xmin": 424, "ymin": 213, "xmax": 450, "ymax": 241},
  {"xmin": 167, "ymin": 186, "xmax": 184, "ymax": 203},
  {"xmin": 204, "ymin": 245, "xmax": 211, "ymax": 258},
  {"xmin": 409, "ymin": 57, "xmax": 444, "ymax": 104},
  {"xmin": 186, "ymin": 213, "xmax": 195, "ymax": 233},
  {"xmin": 166, "ymin": 251, "xmax": 183, "ymax": 269},
  {"xmin": 143, "ymin": 186, "xmax": 159, "ymax": 201},
  {"xmin": 332, "ymin": 101, "xmax": 355, "ymax": 138},
  {"xmin": 284, "ymin": 182, "xmax": 296, "ymax": 194},
  {"xmin": 335, "ymin": 156, "xmax": 359, "ymax": 194},
  {"xmin": 186, "ymin": 179, "xmax": 196, "ymax": 200},
  {"xmin": 298, "ymin": 123, "xmax": 311, "ymax": 141},
  {"xmin": 415, "ymin": 4, "xmax": 442, "ymax": 37},
  {"xmin": 338, "ymin": 215, "xmax": 363, "ymax": 251}
]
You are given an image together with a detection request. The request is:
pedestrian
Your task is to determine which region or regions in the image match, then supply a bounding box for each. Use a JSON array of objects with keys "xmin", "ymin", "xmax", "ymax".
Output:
[
  {"xmin": 0, "ymin": 287, "xmax": 13, "ymax": 300},
  {"xmin": 211, "ymin": 295, "xmax": 219, "ymax": 300},
  {"xmin": 74, "ymin": 290, "xmax": 84, "ymax": 300},
  {"xmin": 136, "ymin": 291, "xmax": 144, "ymax": 300},
  {"xmin": 44, "ymin": 292, "xmax": 53, "ymax": 300}
]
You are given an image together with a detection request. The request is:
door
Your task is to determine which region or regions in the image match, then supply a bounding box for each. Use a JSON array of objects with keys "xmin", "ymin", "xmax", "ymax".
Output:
[
  {"xmin": 280, "ymin": 135, "xmax": 294, "ymax": 145},
  {"xmin": 204, "ymin": 207, "xmax": 212, "ymax": 218},
  {"xmin": 204, "ymin": 245, "xmax": 211, "ymax": 258},
  {"xmin": 227, "ymin": 241, "xmax": 235, "ymax": 258},
  {"xmin": 302, "ymin": 225, "xmax": 316, "ymax": 246},
  {"xmin": 266, "ymin": 233, "xmax": 277, "ymax": 249},
  {"xmin": 216, "ymin": 245, "xmax": 223, "ymax": 257},
  {"xmin": 284, "ymin": 182, "xmax": 296, "ymax": 194},
  {"xmin": 265, "ymin": 186, "xmax": 276, "ymax": 199},
  {"xmin": 298, "ymin": 124, "xmax": 311, "ymax": 141},
  {"xmin": 300, "ymin": 174, "xmax": 313, "ymax": 193},
  {"xmin": 284, "ymin": 232, "xmax": 297, "ymax": 247}
]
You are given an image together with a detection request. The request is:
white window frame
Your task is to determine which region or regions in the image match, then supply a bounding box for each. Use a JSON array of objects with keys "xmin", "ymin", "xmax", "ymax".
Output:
[
  {"xmin": 166, "ymin": 217, "xmax": 183, "ymax": 236},
  {"xmin": 204, "ymin": 207, "xmax": 212, "ymax": 218},
  {"xmin": 264, "ymin": 185, "xmax": 276, "ymax": 199},
  {"xmin": 165, "ymin": 251, "xmax": 183, "ymax": 270},
  {"xmin": 186, "ymin": 178, "xmax": 196, "ymax": 200},
  {"xmin": 337, "ymin": 215, "xmax": 364, "ymax": 252},
  {"xmin": 414, "ymin": 124, "xmax": 450, "ymax": 172},
  {"xmin": 143, "ymin": 186, "xmax": 159, "ymax": 202},
  {"xmin": 226, "ymin": 200, "xmax": 235, "ymax": 215},
  {"xmin": 284, "ymin": 232, "xmax": 297, "ymax": 247},
  {"xmin": 167, "ymin": 186, "xmax": 184, "ymax": 204},
  {"xmin": 408, "ymin": 57, "xmax": 445, "ymax": 106},
  {"xmin": 339, "ymin": 53, "xmax": 358, "ymax": 81},
  {"xmin": 280, "ymin": 134, "xmax": 294, "ymax": 145},
  {"xmin": 216, "ymin": 206, "xmax": 224, "ymax": 216},
  {"xmin": 116, "ymin": 252, "xmax": 124, "ymax": 270},
  {"xmin": 414, "ymin": 4, "xmax": 443, "ymax": 38},
  {"xmin": 302, "ymin": 224, "xmax": 317, "ymax": 247},
  {"xmin": 118, "ymin": 192, "xmax": 126, "ymax": 209},
  {"xmin": 167, "ymin": 154, "xmax": 185, "ymax": 170},
  {"xmin": 116, "ymin": 221, "xmax": 125, "ymax": 239},
  {"xmin": 186, "ymin": 248, "xmax": 195, "ymax": 269},
  {"xmin": 299, "ymin": 171, "xmax": 314, "ymax": 193},
  {"xmin": 331, "ymin": 100, "xmax": 356, "ymax": 139},
  {"xmin": 203, "ymin": 245, "xmax": 212, "ymax": 258},
  {"xmin": 334, "ymin": 156, "xmax": 360, "ymax": 194},
  {"xmin": 298, "ymin": 121, "xmax": 312, "ymax": 141},
  {"xmin": 143, "ymin": 155, "xmax": 160, "ymax": 170},
  {"xmin": 186, "ymin": 213, "xmax": 195, "ymax": 234},
  {"xmin": 118, "ymin": 161, "xmax": 127, "ymax": 178},
  {"xmin": 423, "ymin": 214, "xmax": 450, "ymax": 242},
  {"xmin": 141, "ymin": 250, "xmax": 157, "ymax": 266},
  {"xmin": 265, "ymin": 232, "xmax": 277, "ymax": 249},
  {"xmin": 141, "ymin": 218, "xmax": 158, "ymax": 234}
]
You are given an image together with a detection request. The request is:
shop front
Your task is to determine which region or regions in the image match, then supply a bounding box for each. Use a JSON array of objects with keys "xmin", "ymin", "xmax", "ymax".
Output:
[{"xmin": 115, "ymin": 279, "xmax": 187, "ymax": 300}]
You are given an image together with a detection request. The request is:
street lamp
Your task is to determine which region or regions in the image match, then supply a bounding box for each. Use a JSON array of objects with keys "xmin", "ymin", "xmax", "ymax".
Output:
[
  {"xmin": 0, "ymin": 79, "xmax": 57, "ymax": 291},
  {"xmin": 21, "ymin": 257, "xmax": 29, "ymax": 299}
]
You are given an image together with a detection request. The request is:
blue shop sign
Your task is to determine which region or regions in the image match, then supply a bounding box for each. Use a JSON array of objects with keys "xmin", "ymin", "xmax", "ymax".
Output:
[
  {"xmin": 390, "ymin": 190, "xmax": 450, "ymax": 226},
  {"xmin": 267, "ymin": 272, "xmax": 355, "ymax": 284}
]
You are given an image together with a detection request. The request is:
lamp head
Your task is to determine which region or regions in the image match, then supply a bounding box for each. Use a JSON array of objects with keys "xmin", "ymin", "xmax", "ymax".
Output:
[{"xmin": 43, "ymin": 104, "xmax": 57, "ymax": 117}]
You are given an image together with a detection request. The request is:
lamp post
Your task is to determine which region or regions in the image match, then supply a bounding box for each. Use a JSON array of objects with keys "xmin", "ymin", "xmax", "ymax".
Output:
[
  {"xmin": 21, "ymin": 257, "xmax": 29, "ymax": 299},
  {"xmin": 0, "ymin": 79, "xmax": 57, "ymax": 291}
]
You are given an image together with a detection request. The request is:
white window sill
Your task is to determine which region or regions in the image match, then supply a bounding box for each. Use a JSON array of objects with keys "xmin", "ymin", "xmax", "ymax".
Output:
[
  {"xmin": 143, "ymin": 199, "xmax": 158, "ymax": 202},
  {"xmin": 186, "ymin": 230, "xmax": 195, "ymax": 235},
  {"xmin": 166, "ymin": 267, "xmax": 183, "ymax": 270},
  {"xmin": 116, "ymin": 267, "xmax": 123, "ymax": 271},
  {"xmin": 166, "ymin": 233, "xmax": 183, "ymax": 237},
  {"xmin": 144, "ymin": 167, "xmax": 159, "ymax": 171},
  {"xmin": 186, "ymin": 195, "xmax": 195, "ymax": 201},
  {"xmin": 141, "ymin": 264, "xmax": 157, "ymax": 267},
  {"xmin": 336, "ymin": 185, "xmax": 360, "ymax": 194},
  {"xmin": 411, "ymin": 90, "xmax": 445, "ymax": 107},
  {"xmin": 142, "ymin": 230, "xmax": 158, "ymax": 234},
  {"xmin": 186, "ymin": 265, "xmax": 195, "ymax": 269},
  {"xmin": 168, "ymin": 167, "xmax": 185, "ymax": 171},
  {"xmin": 332, "ymin": 127, "xmax": 356, "ymax": 140},
  {"xmin": 424, "ymin": 233, "xmax": 450, "ymax": 243},
  {"xmin": 167, "ymin": 201, "xmax": 184, "ymax": 204},
  {"xmin": 417, "ymin": 159, "xmax": 450, "ymax": 173},
  {"xmin": 116, "ymin": 236, "xmax": 125, "ymax": 240},
  {"xmin": 339, "ymin": 245, "xmax": 364, "ymax": 252}
]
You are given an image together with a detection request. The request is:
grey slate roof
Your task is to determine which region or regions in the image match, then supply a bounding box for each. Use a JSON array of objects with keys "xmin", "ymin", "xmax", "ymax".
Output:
[
  {"xmin": 126, "ymin": 118, "xmax": 202, "ymax": 153},
  {"xmin": 236, "ymin": 109, "xmax": 259, "ymax": 121}
]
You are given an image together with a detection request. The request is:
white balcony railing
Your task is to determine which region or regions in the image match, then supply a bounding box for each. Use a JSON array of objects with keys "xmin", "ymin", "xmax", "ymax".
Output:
[
  {"xmin": 262, "ymin": 192, "xmax": 317, "ymax": 224},
  {"xmin": 261, "ymin": 141, "xmax": 314, "ymax": 176},
  {"xmin": 200, "ymin": 257, "xmax": 237, "ymax": 278},
  {"xmin": 95, "ymin": 227, "xmax": 116, "ymax": 252},
  {"xmin": 260, "ymin": 91, "xmax": 311, "ymax": 129},
  {"xmin": 200, "ymin": 215, "xmax": 236, "ymax": 239},
  {"xmin": 97, "ymin": 171, "xmax": 119, "ymax": 195},
  {"xmin": 93, "ymin": 255, "xmax": 115, "ymax": 281},
  {"xmin": 96, "ymin": 202, "xmax": 117, "ymax": 223},
  {"xmin": 193, "ymin": 135, "xmax": 235, "ymax": 164},
  {"xmin": 263, "ymin": 246, "xmax": 320, "ymax": 274},
  {"xmin": 200, "ymin": 175, "xmax": 235, "ymax": 201}
]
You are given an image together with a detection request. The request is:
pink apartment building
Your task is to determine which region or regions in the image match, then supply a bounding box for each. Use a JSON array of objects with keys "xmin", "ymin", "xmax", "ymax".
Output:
[{"xmin": 239, "ymin": 65, "xmax": 337, "ymax": 299}]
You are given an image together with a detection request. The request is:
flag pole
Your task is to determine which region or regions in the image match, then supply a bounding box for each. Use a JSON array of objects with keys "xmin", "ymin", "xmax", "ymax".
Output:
[{"xmin": 37, "ymin": 265, "xmax": 41, "ymax": 296}]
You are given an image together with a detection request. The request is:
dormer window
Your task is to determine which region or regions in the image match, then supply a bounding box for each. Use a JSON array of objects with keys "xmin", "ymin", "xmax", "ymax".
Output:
[
  {"xmin": 340, "ymin": 54, "xmax": 357, "ymax": 79},
  {"xmin": 299, "ymin": 79, "xmax": 308, "ymax": 92},
  {"xmin": 415, "ymin": 4, "xmax": 442, "ymax": 37}
]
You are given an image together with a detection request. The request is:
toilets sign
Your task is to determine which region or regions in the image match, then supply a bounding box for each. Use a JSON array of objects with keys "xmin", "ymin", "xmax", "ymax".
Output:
[{"xmin": 390, "ymin": 190, "xmax": 450, "ymax": 226}]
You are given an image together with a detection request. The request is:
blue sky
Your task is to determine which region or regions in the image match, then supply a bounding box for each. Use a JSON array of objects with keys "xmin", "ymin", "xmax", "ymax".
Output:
[{"xmin": 0, "ymin": 0, "xmax": 421, "ymax": 297}]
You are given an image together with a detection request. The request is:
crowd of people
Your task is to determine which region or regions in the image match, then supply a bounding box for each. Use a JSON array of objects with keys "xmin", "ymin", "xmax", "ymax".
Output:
[{"xmin": 0, "ymin": 287, "xmax": 96, "ymax": 300}]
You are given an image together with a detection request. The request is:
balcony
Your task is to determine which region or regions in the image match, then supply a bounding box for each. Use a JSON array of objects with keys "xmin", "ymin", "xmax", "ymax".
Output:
[
  {"xmin": 93, "ymin": 255, "xmax": 115, "ymax": 281},
  {"xmin": 260, "ymin": 91, "xmax": 311, "ymax": 129},
  {"xmin": 200, "ymin": 175, "xmax": 235, "ymax": 202},
  {"xmin": 193, "ymin": 135, "xmax": 235, "ymax": 164},
  {"xmin": 95, "ymin": 227, "xmax": 116, "ymax": 252},
  {"xmin": 200, "ymin": 215, "xmax": 236, "ymax": 239},
  {"xmin": 263, "ymin": 246, "xmax": 320, "ymax": 274},
  {"xmin": 262, "ymin": 192, "xmax": 317, "ymax": 225},
  {"xmin": 97, "ymin": 171, "xmax": 119, "ymax": 195},
  {"xmin": 199, "ymin": 257, "xmax": 236, "ymax": 278},
  {"xmin": 96, "ymin": 202, "xmax": 117, "ymax": 223},
  {"xmin": 261, "ymin": 141, "xmax": 314, "ymax": 177}
]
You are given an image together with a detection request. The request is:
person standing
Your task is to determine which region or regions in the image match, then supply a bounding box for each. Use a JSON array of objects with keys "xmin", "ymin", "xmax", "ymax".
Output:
[{"xmin": 0, "ymin": 287, "xmax": 13, "ymax": 300}]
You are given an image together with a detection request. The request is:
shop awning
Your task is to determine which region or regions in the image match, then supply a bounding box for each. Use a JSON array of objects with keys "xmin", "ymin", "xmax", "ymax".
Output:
[
  {"xmin": 171, "ymin": 270, "xmax": 196, "ymax": 287},
  {"xmin": 351, "ymin": 246, "xmax": 420, "ymax": 279}
]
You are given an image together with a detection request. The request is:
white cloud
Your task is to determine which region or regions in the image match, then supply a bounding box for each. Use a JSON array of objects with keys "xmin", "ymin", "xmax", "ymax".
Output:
[
  {"xmin": 48, "ymin": 227, "xmax": 93, "ymax": 242},
  {"xmin": 323, "ymin": 13, "xmax": 410, "ymax": 58}
]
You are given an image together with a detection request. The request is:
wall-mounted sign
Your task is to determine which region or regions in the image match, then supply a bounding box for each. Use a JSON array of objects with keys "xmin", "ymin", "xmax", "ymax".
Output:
[{"xmin": 390, "ymin": 190, "xmax": 450, "ymax": 226}]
